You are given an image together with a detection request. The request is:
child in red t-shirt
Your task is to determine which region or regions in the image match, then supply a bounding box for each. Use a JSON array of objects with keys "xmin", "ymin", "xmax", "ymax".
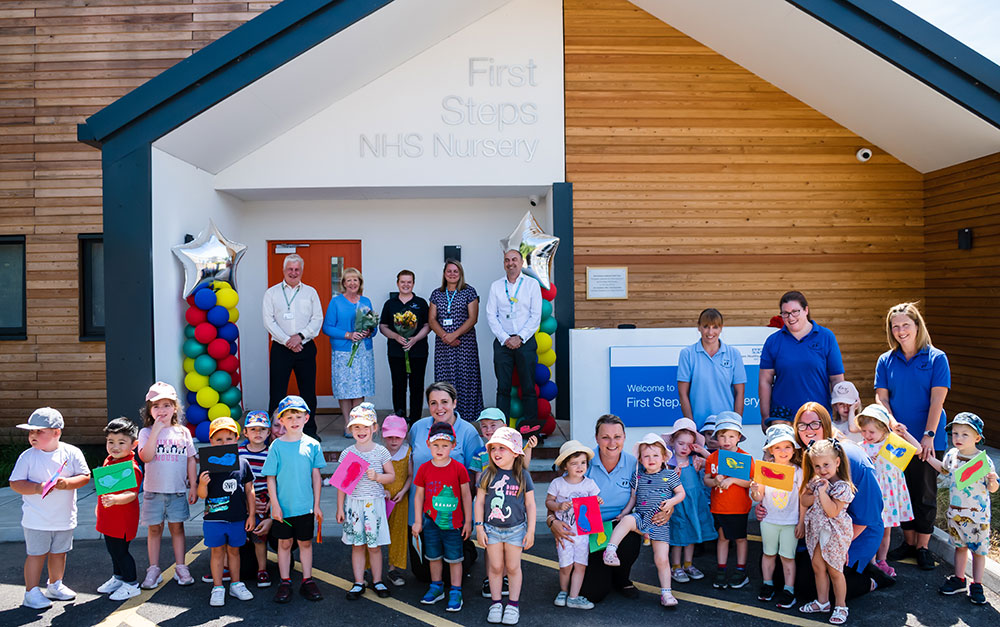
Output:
[
  {"xmin": 703, "ymin": 412, "xmax": 753, "ymax": 591},
  {"xmin": 96, "ymin": 418, "xmax": 144, "ymax": 601}
]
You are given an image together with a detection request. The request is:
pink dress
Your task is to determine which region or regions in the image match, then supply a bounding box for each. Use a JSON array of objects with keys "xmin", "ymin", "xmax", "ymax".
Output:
[
  {"xmin": 860, "ymin": 439, "xmax": 913, "ymax": 528},
  {"xmin": 804, "ymin": 479, "xmax": 856, "ymax": 570}
]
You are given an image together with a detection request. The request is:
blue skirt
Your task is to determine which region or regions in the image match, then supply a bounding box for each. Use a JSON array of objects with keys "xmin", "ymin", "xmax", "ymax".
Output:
[
  {"xmin": 669, "ymin": 465, "xmax": 718, "ymax": 546},
  {"xmin": 332, "ymin": 345, "xmax": 376, "ymax": 399}
]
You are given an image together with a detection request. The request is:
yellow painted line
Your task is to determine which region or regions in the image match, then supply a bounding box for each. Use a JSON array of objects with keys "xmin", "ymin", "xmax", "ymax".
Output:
[
  {"xmin": 94, "ymin": 540, "xmax": 208, "ymax": 627},
  {"xmin": 519, "ymin": 550, "xmax": 824, "ymax": 626},
  {"xmin": 748, "ymin": 534, "xmax": 762, "ymax": 542},
  {"xmin": 269, "ymin": 551, "xmax": 463, "ymax": 627}
]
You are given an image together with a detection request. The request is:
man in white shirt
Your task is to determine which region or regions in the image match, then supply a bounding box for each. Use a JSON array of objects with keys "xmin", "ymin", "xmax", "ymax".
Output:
[
  {"xmin": 262, "ymin": 254, "xmax": 324, "ymax": 438},
  {"xmin": 486, "ymin": 249, "xmax": 543, "ymax": 435}
]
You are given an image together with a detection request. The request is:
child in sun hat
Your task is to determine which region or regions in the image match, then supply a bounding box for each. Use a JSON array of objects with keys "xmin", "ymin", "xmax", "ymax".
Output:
[
  {"xmin": 545, "ymin": 439, "xmax": 602, "ymax": 609},
  {"xmin": 663, "ymin": 417, "xmax": 715, "ymax": 584},
  {"xmin": 380, "ymin": 413, "xmax": 412, "ymax": 586},
  {"xmin": 830, "ymin": 381, "xmax": 862, "ymax": 444},
  {"xmin": 704, "ymin": 411, "xmax": 754, "ymax": 590}
]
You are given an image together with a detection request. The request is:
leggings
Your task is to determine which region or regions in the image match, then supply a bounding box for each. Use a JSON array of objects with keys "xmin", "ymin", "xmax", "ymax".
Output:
[
  {"xmin": 104, "ymin": 535, "xmax": 137, "ymax": 583},
  {"xmin": 900, "ymin": 452, "xmax": 942, "ymax": 535}
]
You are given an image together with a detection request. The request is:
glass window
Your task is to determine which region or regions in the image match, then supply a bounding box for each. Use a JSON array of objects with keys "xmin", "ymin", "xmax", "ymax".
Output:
[
  {"xmin": 0, "ymin": 236, "xmax": 26, "ymax": 340},
  {"xmin": 330, "ymin": 256, "xmax": 344, "ymax": 296},
  {"xmin": 79, "ymin": 234, "xmax": 104, "ymax": 340}
]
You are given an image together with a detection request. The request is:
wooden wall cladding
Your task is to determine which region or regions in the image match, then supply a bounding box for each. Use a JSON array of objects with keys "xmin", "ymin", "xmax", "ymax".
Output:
[
  {"xmin": 564, "ymin": 0, "xmax": 925, "ymax": 399},
  {"xmin": 923, "ymin": 152, "xmax": 1000, "ymax": 441},
  {"xmin": 0, "ymin": 1, "xmax": 279, "ymax": 442}
]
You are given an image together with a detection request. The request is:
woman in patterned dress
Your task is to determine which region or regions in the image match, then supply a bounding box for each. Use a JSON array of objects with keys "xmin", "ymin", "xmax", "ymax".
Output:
[{"xmin": 428, "ymin": 260, "xmax": 483, "ymax": 419}]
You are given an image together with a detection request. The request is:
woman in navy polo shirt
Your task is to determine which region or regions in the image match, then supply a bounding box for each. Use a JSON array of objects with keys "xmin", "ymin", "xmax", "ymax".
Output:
[
  {"xmin": 875, "ymin": 302, "xmax": 950, "ymax": 570},
  {"xmin": 759, "ymin": 291, "xmax": 845, "ymax": 430}
]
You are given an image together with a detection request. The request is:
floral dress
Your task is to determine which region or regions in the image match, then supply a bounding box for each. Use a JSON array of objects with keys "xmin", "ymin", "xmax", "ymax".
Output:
[
  {"xmin": 859, "ymin": 439, "xmax": 913, "ymax": 528},
  {"xmin": 804, "ymin": 478, "xmax": 856, "ymax": 570},
  {"xmin": 429, "ymin": 286, "xmax": 483, "ymax": 417},
  {"xmin": 341, "ymin": 444, "xmax": 392, "ymax": 548}
]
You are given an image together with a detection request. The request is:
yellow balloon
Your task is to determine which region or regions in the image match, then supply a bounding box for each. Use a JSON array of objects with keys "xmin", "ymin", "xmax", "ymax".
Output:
[
  {"xmin": 184, "ymin": 371, "xmax": 209, "ymax": 392},
  {"xmin": 538, "ymin": 349, "xmax": 556, "ymax": 367},
  {"xmin": 196, "ymin": 386, "xmax": 220, "ymax": 409},
  {"xmin": 216, "ymin": 288, "xmax": 239, "ymax": 309},
  {"xmin": 534, "ymin": 331, "xmax": 552, "ymax": 354},
  {"xmin": 183, "ymin": 357, "xmax": 195, "ymax": 373},
  {"xmin": 212, "ymin": 280, "xmax": 231, "ymax": 290},
  {"xmin": 228, "ymin": 307, "xmax": 240, "ymax": 323},
  {"xmin": 208, "ymin": 403, "xmax": 230, "ymax": 420}
]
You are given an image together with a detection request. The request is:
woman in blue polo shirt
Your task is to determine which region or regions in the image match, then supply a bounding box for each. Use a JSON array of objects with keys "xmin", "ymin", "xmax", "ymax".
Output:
[
  {"xmin": 759, "ymin": 291, "xmax": 845, "ymax": 430},
  {"xmin": 875, "ymin": 302, "xmax": 950, "ymax": 571},
  {"xmin": 677, "ymin": 308, "xmax": 747, "ymax": 429}
]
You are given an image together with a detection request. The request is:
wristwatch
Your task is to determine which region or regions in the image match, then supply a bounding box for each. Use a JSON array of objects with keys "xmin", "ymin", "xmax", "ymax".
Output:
[
  {"xmin": 474, "ymin": 521, "xmax": 484, "ymax": 527},
  {"xmin": 923, "ymin": 430, "xmax": 935, "ymax": 438}
]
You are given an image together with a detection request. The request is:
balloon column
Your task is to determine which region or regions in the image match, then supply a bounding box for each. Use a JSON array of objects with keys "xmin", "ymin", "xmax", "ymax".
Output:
[
  {"xmin": 501, "ymin": 212, "xmax": 560, "ymax": 437},
  {"xmin": 172, "ymin": 222, "xmax": 247, "ymax": 443}
]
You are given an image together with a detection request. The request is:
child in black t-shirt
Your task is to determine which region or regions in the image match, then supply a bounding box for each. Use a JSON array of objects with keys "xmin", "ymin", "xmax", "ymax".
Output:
[{"xmin": 197, "ymin": 417, "xmax": 256, "ymax": 607}]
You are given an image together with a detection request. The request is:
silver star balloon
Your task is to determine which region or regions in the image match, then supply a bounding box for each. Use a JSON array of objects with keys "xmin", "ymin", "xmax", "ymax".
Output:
[
  {"xmin": 171, "ymin": 220, "xmax": 247, "ymax": 297},
  {"xmin": 500, "ymin": 211, "xmax": 560, "ymax": 289}
]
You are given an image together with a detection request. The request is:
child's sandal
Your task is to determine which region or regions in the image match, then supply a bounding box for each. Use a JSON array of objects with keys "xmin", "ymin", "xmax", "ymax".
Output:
[
  {"xmin": 799, "ymin": 600, "xmax": 831, "ymax": 614},
  {"xmin": 830, "ymin": 606, "xmax": 848, "ymax": 624}
]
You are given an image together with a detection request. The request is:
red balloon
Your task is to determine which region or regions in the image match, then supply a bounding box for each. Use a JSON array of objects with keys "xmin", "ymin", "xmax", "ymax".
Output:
[
  {"xmin": 185, "ymin": 307, "xmax": 206, "ymax": 326},
  {"xmin": 207, "ymin": 338, "xmax": 230, "ymax": 360},
  {"xmin": 541, "ymin": 282, "xmax": 557, "ymax": 301},
  {"xmin": 217, "ymin": 355, "xmax": 239, "ymax": 373},
  {"xmin": 194, "ymin": 322, "xmax": 217, "ymax": 344},
  {"xmin": 229, "ymin": 370, "xmax": 241, "ymax": 386},
  {"xmin": 541, "ymin": 414, "xmax": 556, "ymax": 436},
  {"xmin": 186, "ymin": 294, "xmax": 196, "ymax": 307},
  {"xmin": 537, "ymin": 398, "xmax": 551, "ymax": 417},
  {"xmin": 511, "ymin": 370, "xmax": 519, "ymax": 386},
  {"xmin": 185, "ymin": 423, "xmax": 197, "ymax": 438}
]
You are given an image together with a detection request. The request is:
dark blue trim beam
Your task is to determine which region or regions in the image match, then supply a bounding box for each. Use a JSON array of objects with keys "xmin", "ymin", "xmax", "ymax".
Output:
[
  {"xmin": 552, "ymin": 182, "xmax": 573, "ymax": 423},
  {"xmin": 786, "ymin": 0, "xmax": 1000, "ymax": 130}
]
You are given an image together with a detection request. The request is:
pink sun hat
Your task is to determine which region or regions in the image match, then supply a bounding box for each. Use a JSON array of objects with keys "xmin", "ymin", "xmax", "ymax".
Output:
[
  {"xmin": 382, "ymin": 414, "xmax": 408, "ymax": 439},
  {"xmin": 663, "ymin": 417, "xmax": 706, "ymax": 450}
]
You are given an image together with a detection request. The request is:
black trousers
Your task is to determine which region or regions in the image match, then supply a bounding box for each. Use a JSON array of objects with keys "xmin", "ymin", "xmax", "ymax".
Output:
[
  {"xmin": 579, "ymin": 521, "xmax": 641, "ymax": 603},
  {"xmin": 900, "ymin": 452, "xmax": 942, "ymax": 535},
  {"xmin": 493, "ymin": 337, "xmax": 538, "ymax": 424},
  {"xmin": 388, "ymin": 354, "xmax": 428, "ymax": 421},
  {"xmin": 104, "ymin": 535, "xmax": 136, "ymax": 583},
  {"xmin": 268, "ymin": 341, "xmax": 318, "ymax": 437}
]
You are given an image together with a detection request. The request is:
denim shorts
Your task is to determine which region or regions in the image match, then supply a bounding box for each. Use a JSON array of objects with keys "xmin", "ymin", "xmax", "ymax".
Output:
[
  {"xmin": 421, "ymin": 514, "xmax": 463, "ymax": 563},
  {"xmin": 140, "ymin": 492, "xmax": 190, "ymax": 525},
  {"xmin": 484, "ymin": 522, "xmax": 527, "ymax": 547},
  {"xmin": 203, "ymin": 519, "xmax": 247, "ymax": 548}
]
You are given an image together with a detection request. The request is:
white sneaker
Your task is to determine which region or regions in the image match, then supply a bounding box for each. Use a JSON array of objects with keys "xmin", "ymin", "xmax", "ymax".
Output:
[
  {"xmin": 97, "ymin": 577, "xmax": 123, "ymax": 594},
  {"xmin": 141, "ymin": 565, "xmax": 163, "ymax": 589},
  {"xmin": 174, "ymin": 563, "xmax": 195, "ymax": 586},
  {"xmin": 23, "ymin": 586, "xmax": 52, "ymax": 609},
  {"xmin": 210, "ymin": 586, "xmax": 226, "ymax": 607},
  {"xmin": 487, "ymin": 602, "xmax": 504, "ymax": 624},
  {"xmin": 109, "ymin": 582, "xmax": 141, "ymax": 601},
  {"xmin": 501, "ymin": 604, "xmax": 520, "ymax": 625},
  {"xmin": 229, "ymin": 581, "xmax": 254, "ymax": 601},
  {"xmin": 44, "ymin": 580, "xmax": 76, "ymax": 601}
]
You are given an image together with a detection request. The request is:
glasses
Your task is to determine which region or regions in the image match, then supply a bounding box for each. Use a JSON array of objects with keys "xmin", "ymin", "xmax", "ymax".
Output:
[
  {"xmin": 797, "ymin": 421, "xmax": 822, "ymax": 431},
  {"xmin": 780, "ymin": 309, "xmax": 803, "ymax": 318}
]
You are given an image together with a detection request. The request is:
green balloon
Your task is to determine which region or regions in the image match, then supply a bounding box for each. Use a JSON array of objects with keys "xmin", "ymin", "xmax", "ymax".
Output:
[
  {"xmin": 209, "ymin": 370, "xmax": 232, "ymax": 392},
  {"xmin": 194, "ymin": 354, "xmax": 216, "ymax": 376},
  {"xmin": 541, "ymin": 300, "xmax": 552, "ymax": 319},
  {"xmin": 184, "ymin": 325, "xmax": 196, "ymax": 339},
  {"xmin": 510, "ymin": 398, "xmax": 523, "ymax": 418},
  {"xmin": 229, "ymin": 405, "xmax": 242, "ymax": 420},
  {"xmin": 511, "ymin": 386, "xmax": 519, "ymax": 398},
  {"xmin": 540, "ymin": 316, "xmax": 557, "ymax": 335},
  {"xmin": 220, "ymin": 386, "xmax": 242, "ymax": 407},
  {"xmin": 183, "ymin": 338, "xmax": 206, "ymax": 358}
]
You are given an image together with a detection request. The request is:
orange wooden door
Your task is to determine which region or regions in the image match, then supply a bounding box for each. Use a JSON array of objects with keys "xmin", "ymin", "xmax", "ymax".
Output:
[{"xmin": 266, "ymin": 240, "xmax": 362, "ymax": 398}]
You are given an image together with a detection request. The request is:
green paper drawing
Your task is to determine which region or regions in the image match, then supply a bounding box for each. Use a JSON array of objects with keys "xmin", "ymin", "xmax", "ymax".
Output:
[
  {"xmin": 589, "ymin": 520, "xmax": 613, "ymax": 553},
  {"xmin": 956, "ymin": 450, "xmax": 990, "ymax": 491},
  {"xmin": 94, "ymin": 460, "xmax": 137, "ymax": 496},
  {"xmin": 432, "ymin": 486, "xmax": 459, "ymax": 530}
]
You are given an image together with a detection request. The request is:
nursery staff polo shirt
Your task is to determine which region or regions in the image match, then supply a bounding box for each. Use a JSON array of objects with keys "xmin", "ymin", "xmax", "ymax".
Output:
[
  {"xmin": 677, "ymin": 340, "xmax": 747, "ymax": 428},
  {"xmin": 587, "ymin": 449, "xmax": 638, "ymax": 521},
  {"xmin": 842, "ymin": 440, "xmax": 884, "ymax": 572},
  {"xmin": 760, "ymin": 322, "xmax": 844, "ymax": 423},
  {"xmin": 874, "ymin": 346, "xmax": 951, "ymax": 451}
]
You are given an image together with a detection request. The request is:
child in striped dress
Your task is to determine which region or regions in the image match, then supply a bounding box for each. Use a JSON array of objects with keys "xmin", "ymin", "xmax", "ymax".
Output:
[{"xmin": 239, "ymin": 410, "xmax": 273, "ymax": 588}]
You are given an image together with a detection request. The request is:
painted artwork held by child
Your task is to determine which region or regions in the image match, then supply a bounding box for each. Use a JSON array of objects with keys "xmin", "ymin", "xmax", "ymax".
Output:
[
  {"xmin": 877, "ymin": 432, "xmax": 918, "ymax": 471},
  {"xmin": 754, "ymin": 460, "xmax": 794, "ymax": 492},
  {"xmin": 572, "ymin": 495, "xmax": 602, "ymax": 535},
  {"xmin": 956, "ymin": 450, "xmax": 990, "ymax": 491},
  {"xmin": 200, "ymin": 444, "xmax": 239, "ymax": 473},
  {"xmin": 328, "ymin": 450, "xmax": 369, "ymax": 494},
  {"xmin": 94, "ymin": 460, "xmax": 138, "ymax": 496},
  {"xmin": 718, "ymin": 450, "xmax": 752, "ymax": 481},
  {"xmin": 589, "ymin": 520, "xmax": 613, "ymax": 552}
]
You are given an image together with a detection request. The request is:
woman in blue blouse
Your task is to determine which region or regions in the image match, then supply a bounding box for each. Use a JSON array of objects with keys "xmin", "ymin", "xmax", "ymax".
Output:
[{"xmin": 322, "ymin": 267, "xmax": 378, "ymax": 423}]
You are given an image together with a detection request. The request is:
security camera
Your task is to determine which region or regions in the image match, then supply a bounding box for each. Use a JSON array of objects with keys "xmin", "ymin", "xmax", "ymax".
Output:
[
  {"xmin": 528, "ymin": 195, "xmax": 540, "ymax": 207},
  {"xmin": 856, "ymin": 148, "xmax": 872, "ymax": 162}
]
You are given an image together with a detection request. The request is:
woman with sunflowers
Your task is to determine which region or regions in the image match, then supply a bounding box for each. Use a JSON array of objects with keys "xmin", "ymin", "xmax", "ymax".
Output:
[{"xmin": 379, "ymin": 269, "xmax": 431, "ymax": 421}]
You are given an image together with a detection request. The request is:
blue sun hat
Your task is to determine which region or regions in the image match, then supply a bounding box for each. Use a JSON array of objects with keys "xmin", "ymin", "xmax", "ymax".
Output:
[
  {"xmin": 713, "ymin": 411, "xmax": 746, "ymax": 442},
  {"xmin": 946, "ymin": 412, "xmax": 984, "ymax": 440}
]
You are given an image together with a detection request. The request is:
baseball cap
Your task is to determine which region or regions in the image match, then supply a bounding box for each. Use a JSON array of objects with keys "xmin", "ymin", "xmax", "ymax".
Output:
[
  {"xmin": 427, "ymin": 421, "xmax": 456, "ymax": 443},
  {"xmin": 830, "ymin": 381, "xmax": 860, "ymax": 406},
  {"xmin": 244, "ymin": 410, "xmax": 270, "ymax": 429},
  {"xmin": 145, "ymin": 381, "xmax": 179, "ymax": 403},
  {"xmin": 17, "ymin": 407, "xmax": 65, "ymax": 431},
  {"xmin": 347, "ymin": 402, "xmax": 377, "ymax": 429},
  {"xmin": 947, "ymin": 412, "xmax": 984, "ymax": 440},
  {"xmin": 273, "ymin": 395, "xmax": 309, "ymax": 420},
  {"xmin": 477, "ymin": 407, "xmax": 507, "ymax": 423},
  {"xmin": 382, "ymin": 414, "xmax": 408, "ymax": 439},
  {"xmin": 208, "ymin": 417, "xmax": 240, "ymax": 439},
  {"xmin": 487, "ymin": 427, "xmax": 525, "ymax": 456}
]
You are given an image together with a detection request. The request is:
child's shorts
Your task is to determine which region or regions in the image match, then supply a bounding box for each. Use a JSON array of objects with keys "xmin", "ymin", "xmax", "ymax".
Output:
[
  {"xmin": 556, "ymin": 533, "xmax": 589, "ymax": 568},
  {"xmin": 24, "ymin": 528, "xmax": 73, "ymax": 556},
  {"xmin": 946, "ymin": 508, "xmax": 990, "ymax": 556},
  {"xmin": 271, "ymin": 513, "xmax": 314, "ymax": 543},
  {"xmin": 760, "ymin": 521, "xmax": 797, "ymax": 559},
  {"xmin": 140, "ymin": 492, "xmax": 190, "ymax": 525},
  {"xmin": 713, "ymin": 513, "xmax": 748, "ymax": 541},
  {"xmin": 204, "ymin": 520, "xmax": 247, "ymax": 548},
  {"xmin": 421, "ymin": 514, "xmax": 463, "ymax": 563},
  {"xmin": 484, "ymin": 522, "xmax": 526, "ymax": 547}
]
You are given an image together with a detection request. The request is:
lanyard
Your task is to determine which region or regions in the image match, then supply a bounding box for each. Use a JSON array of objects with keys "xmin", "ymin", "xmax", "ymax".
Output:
[
  {"xmin": 445, "ymin": 289, "xmax": 456, "ymax": 314},
  {"xmin": 282, "ymin": 284, "xmax": 300, "ymax": 310},
  {"xmin": 504, "ymin": 277, "xmax": 523, "ymax": 314}
]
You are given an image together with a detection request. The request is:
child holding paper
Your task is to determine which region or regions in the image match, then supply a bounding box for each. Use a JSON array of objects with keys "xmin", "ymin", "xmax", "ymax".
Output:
[
  {"xmin": 664, "ymin": 417, "xmax": 715, "ymax": 584},
  {"xmin": 545, "ymin": 439, "xmax": 602, "ymax": 609},
  {"xmin": 704, "ymin": 411, "xmax": 753, "ymax": 590},
  {"xmin": 337, "ymin": 403, "xmax": 395, "ymax": 600},
  {"xmin": 9, "ymin": 407, "xmax": 91, "ymax": 610},
  {"xmin": 96, "ymin": 417, "xmax": 144, "ymax": 601},
  {"xmin": 927, "ymin": 412, "xmax": 998, "ymax": 605},
  {"xmin": 854, "ymin": 404, "xmax": 916, "ymax": 577},
  {"xmin": 380, "ymin": 414, "xmax": 412, "ymax": 586},
  {"xmin": 239, "ymin": 410, "xmax": 273, "ymax": 587},
  {"xmin": 749, "ymin": 424, "xmax": 801, "ymax": 609},
  {"xmin": 475, "ymin": 427, "xmax": 536, "ymax": 624}
]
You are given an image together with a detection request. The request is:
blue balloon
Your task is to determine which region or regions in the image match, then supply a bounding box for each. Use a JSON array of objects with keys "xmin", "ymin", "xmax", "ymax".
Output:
[
  {"xmin": 206, "ymin": 305, "xmax": 229, "ymax": 326},
  {"xmin": 195, "ymin": 420, "xmax": 211, "ymax": 443},
  {"xmin": 539, "ymin": 380, "xmax": 558, "ymax": 401},
  {"xmin": 186, "ymin": 404, "xmax": 208, "ymax": 425},
  {"xmin": 217, "ymin": 322, "xmax": 239, "ymax": 342},
  {"xmin": 534, "ymin": 362, "xmax": 551, "ymax": 385},
  {"xmin": 229, "ymin": 340, "xmax": 238, "ymax": 355},
  {"xmin": 186, "ymin": 390, "xmax": 198, "ymax": 406},
  {"xmin": 194, "ymin": 288, "xmax": 217, "ymax": 311}
]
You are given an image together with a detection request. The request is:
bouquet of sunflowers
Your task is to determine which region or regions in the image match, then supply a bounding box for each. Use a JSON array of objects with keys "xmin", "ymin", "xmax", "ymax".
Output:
[
  {"xmin": 347, "ymin": 305, "xmax": 379, "ymax": 367},
  {"xmin": 393, "ymin": 309, "xmax": 419, "ymax": 373}
]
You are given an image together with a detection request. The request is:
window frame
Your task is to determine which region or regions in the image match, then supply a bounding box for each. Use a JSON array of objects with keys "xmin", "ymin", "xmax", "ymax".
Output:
[
  {"xmin": 0, "ymin": 235, "xmax": 27, "ymax": 341},
  {"xmin": 79, "ymin": 233, "xmax": 105, "ymax": 341}
]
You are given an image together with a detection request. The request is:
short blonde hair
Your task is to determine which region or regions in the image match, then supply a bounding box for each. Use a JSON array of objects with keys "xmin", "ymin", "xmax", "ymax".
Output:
[
  {"xmin": 341, "ymin": 267, "xmax": 364, "ymax": 295},
  {"xmin": 885, "ymin": 302, "xmax": 932, "ymax": 352}
]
